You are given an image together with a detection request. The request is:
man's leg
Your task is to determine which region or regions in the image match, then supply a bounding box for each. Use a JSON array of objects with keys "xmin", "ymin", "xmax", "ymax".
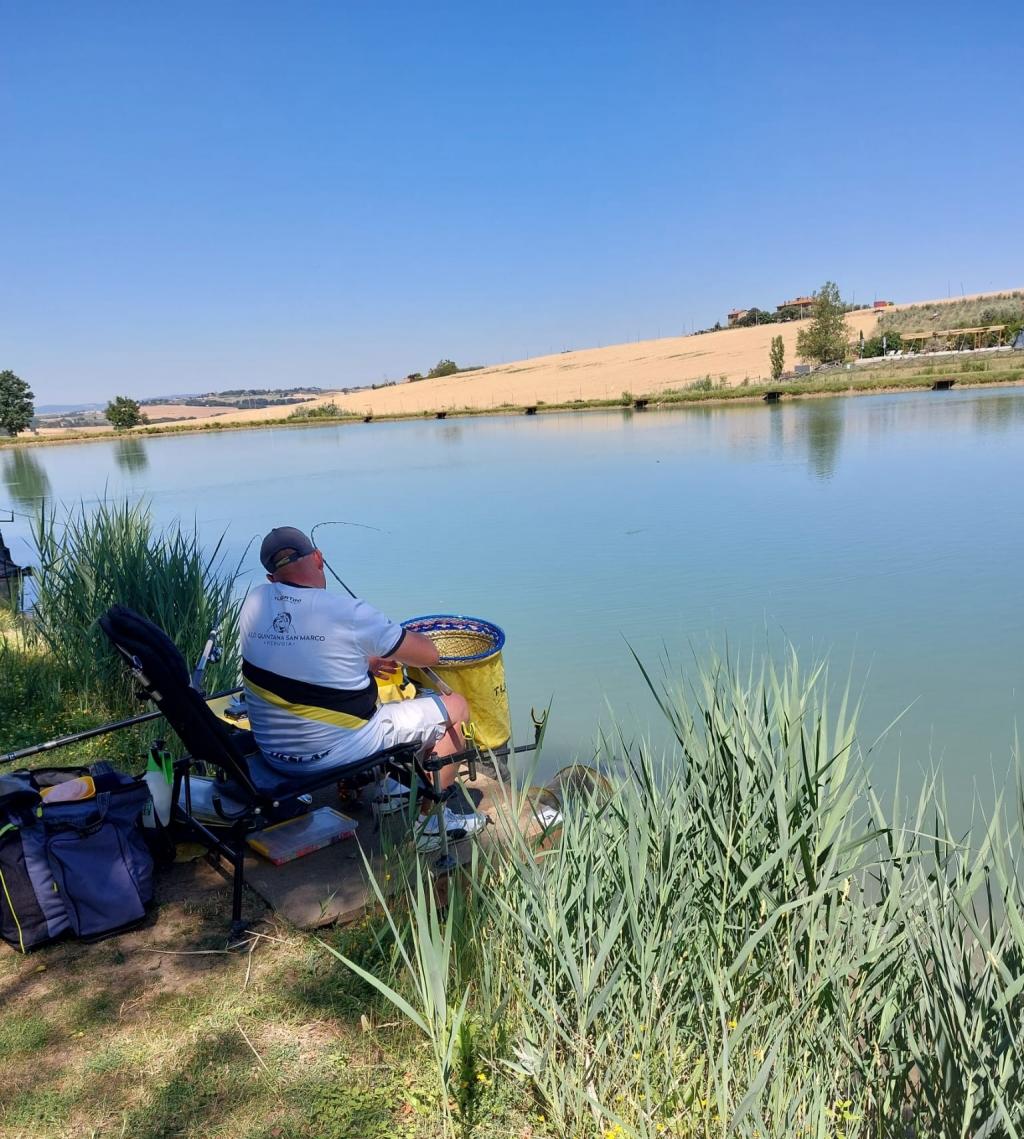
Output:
[{"xmin": 421, "ymin": 691, "xmax": 470, "ymax": 809}]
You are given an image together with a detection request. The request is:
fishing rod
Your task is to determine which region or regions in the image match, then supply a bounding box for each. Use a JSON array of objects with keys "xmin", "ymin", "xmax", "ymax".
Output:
[
  {"xmin": 309, "ymin": 520, "xmax": 453, "ymax": 696},
  {"xmin": 0, "ymin": 686, "xmax": 242, "ymax": 767}
]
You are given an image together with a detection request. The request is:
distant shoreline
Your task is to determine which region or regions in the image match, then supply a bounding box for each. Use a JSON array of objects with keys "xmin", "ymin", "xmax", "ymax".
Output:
[{"xmin": 4, "ymin": 367, "xmax": 1023, "ymax": 452}]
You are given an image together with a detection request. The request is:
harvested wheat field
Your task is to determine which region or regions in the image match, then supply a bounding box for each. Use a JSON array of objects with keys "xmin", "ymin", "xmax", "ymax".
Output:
[{"xmin": 213, "ymin": 307, "xmax": 882, "ymax": 424}]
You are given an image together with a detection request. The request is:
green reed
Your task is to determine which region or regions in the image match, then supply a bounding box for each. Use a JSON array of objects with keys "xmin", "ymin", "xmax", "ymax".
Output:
[
  {"xmin": 30, "ymin": 498, "xmax": 241, "ymax": 710},
  {"xmin": 329, "ymin": 653, "xmax": 1024, "ymax": 1137}
]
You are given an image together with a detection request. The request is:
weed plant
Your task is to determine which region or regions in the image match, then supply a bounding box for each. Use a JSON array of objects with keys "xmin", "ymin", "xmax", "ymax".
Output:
[
  {"xmin": 287, "ymin": 400, "xmax": 357, "ymax": 420},
  {"xmin": 330, "ymin": 655, "xmax": 1024, "ymax": 1138}
]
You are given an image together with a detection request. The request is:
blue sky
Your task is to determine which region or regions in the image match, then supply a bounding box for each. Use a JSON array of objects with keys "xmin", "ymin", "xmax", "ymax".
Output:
[{"xmin": 3, "ymin": 1, "xmax": 1022, "ymax": 404}]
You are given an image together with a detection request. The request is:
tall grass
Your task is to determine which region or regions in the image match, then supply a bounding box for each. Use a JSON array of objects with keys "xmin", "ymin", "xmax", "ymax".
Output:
[
  {"xmin": 330, "ymin": 654, "xmax": 1024, "ymax": 1137},
  {"xmin": 0, "ymin": 608, "xmax": 149, "ymax": 762},
  {"xmin": 31, "ymin": 499, "xmax": 241, "ymax": 709}
]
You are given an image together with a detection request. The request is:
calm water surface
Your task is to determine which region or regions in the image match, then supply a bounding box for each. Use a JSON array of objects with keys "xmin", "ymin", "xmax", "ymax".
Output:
[{"xmin": 4, "ymin": 388, "xmax": 1023, "ymax": 811}]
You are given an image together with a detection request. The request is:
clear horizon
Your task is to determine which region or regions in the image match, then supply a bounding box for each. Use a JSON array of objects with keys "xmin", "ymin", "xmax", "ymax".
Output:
[{"xmin": 3, "ymin": 0, "xmax": 1023, "ymax": 405}]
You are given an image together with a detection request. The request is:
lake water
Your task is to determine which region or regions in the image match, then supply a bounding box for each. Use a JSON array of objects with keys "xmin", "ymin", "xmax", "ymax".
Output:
[{"xmin": 3, "ymin": 387, "xmax": 1023, "ymax": 812}]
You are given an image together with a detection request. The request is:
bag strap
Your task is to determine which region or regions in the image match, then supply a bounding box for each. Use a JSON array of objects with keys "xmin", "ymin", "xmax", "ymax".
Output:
[{"xmin": 43, "ymin": 793, "xmax": 111, "ymax": 838}]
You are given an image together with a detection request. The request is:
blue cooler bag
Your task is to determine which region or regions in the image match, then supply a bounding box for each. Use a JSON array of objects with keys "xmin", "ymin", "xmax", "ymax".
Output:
[{"xmin": 0, "ymin": 763, "xmax": 154, "ymax": 951}]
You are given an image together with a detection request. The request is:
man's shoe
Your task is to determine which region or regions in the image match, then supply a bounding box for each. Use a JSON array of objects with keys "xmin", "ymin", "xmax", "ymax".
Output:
[
  {"xmin": 415, "ymin": 805, "xmax": 489, "ymax": 853},
  {"xmin": 369, "ymin": 776, "xmax": 413, "ymax": 816}
]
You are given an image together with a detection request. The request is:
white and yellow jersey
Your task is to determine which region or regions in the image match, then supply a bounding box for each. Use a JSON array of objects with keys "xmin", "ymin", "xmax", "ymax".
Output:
[{"xmin": 239, "ymin": 582, "xmax": 406, "ymax": 763}]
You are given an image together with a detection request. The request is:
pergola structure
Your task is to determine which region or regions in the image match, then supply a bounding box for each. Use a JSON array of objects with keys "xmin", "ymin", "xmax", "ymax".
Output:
[{"xmin": 899, "ymin": 325, "xmax": 1008, "ymax": 351}]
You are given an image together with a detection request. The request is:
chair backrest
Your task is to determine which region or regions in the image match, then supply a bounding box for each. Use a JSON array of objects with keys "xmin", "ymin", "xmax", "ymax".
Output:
[{"xmin": 98, "ymin": 605, "xmax": 259, "ymax": 799}]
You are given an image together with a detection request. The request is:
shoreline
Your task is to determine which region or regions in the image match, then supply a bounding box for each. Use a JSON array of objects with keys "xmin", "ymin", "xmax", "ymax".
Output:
[{"xmin": 4, "ymin": 368, "xmax": 1023, "ymax": 452}]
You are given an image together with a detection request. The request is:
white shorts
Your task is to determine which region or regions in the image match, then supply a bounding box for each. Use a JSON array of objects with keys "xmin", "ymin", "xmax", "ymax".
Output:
[{"xmin": 264, "ymin": 693, "xmax": 449, "ymax": 774}]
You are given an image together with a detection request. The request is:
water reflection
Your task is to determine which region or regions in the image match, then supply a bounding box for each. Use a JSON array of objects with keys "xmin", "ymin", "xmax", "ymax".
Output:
[
  {"xmin": 971, "ymin": 391, "xmax": 1024, "ymax": 431},
  {"xmin": 2, "ymin": 448, "xmax": 52, "ymax": 510},
  {"xmin": 802, "ymin": 401, "xmax": 844, "ymax": 480},
  {"xmin": 114, "ymin": 438, "xmax": 149, "ymax": 473}
]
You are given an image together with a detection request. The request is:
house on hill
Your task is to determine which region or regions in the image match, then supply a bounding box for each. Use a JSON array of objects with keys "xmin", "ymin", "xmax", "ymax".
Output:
[
  {"xmin": 727, "ymin": 308, "xmax": 750, "ymax": 326},
  {"xmin": 776, "ymin": 296, "xmax": 815, "ymax": 316}
]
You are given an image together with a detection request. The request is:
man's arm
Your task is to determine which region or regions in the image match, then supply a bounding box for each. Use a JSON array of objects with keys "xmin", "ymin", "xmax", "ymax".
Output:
[
  {"xmin": 370, "ymin": 630, "xmax": 440, "ymax": 674},
  {"xmin": 390, "ymin": 630, "xmax": 440, "ymax": 667}
]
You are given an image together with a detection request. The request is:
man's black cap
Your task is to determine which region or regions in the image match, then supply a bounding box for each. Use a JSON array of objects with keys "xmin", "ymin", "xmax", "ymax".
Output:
[{"xmin": 260, "ymin": 526, "xmax": 316, "ymax": 574}]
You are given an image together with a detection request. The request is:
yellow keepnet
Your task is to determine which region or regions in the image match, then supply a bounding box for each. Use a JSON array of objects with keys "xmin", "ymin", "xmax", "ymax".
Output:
[{"xmin": 403, "ymin": 615, "xmax": 511, "ymax": 750}]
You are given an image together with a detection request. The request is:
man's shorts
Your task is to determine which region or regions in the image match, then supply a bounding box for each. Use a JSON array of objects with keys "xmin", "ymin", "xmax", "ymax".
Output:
[
  {"xmin": 358, "ymin": 692, "xmax": 449, "ymax": 757},
  {"xmin": 263, "ymin": 693, "xmax": 449, "ymax": 773}
]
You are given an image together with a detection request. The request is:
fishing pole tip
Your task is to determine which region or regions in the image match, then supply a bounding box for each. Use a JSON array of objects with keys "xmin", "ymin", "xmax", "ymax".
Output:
[{"xmin": 310, "ymin": 519, "xmax": 390, "ymax": 537}]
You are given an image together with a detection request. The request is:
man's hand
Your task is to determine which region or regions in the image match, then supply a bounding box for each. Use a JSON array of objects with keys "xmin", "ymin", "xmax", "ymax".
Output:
[{"xmin": 368, "ymin": 657, "xmax": 399, "ymax": 679}]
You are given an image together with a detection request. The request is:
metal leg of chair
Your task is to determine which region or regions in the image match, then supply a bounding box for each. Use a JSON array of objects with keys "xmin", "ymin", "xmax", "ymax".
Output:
[
  {"xmin": 431, "ymin": 794, "xmax": 451, "ymax": 872},
  {"xmin": 431, "ymin": 768, "xmax": 459, "ymax": 872},
  {"xmin": 228, "ymin": 827, "xmax": 250, "ymax": 941}
]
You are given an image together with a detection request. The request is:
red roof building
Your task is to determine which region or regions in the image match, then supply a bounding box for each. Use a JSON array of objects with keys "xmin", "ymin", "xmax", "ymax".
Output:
[{"xmin": 776, "ymin": 296, "xmax": 815, "ymax": 314}]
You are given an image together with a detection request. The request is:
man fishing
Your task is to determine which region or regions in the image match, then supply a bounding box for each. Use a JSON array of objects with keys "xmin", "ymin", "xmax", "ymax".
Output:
[{"xmin": 238, "ymin": 526, "xmax": 487, "ymax": 851}]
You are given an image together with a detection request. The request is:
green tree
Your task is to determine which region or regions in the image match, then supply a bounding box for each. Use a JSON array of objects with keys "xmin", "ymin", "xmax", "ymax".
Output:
[
  {"xmin": 427, "ymin": 359, "xmax": 459, "ymax": 378},
  {"xmin": 0, "ymin": 370, "xmax": 34, "ymax": 436},
  {"xmin": 769, "ymin": 335, "xmax": 785, "ymax": 380},
  {"xmin": 861, "ymin": 331, "xmax": 904, "ymax": 359},
  {"xmin": 735, "ymin": 307, "xmax": 777, "ymax": 328},
  {"xmin": 104, "ymin": 396, "xmax": 147, "ymax": 430},
  {"xmin": 795, "ymin": 281, "xmax": 852, "ymax": 364}
]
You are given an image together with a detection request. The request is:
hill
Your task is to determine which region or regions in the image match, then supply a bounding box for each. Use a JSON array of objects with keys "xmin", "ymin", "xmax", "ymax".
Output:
[
  {"xmin": 216, "ymin": 307, "xmax": 883, "ymax": 424},
  {"xmin": 213, "ymin": 292, "xmax": 1021, "ymax": 424}
]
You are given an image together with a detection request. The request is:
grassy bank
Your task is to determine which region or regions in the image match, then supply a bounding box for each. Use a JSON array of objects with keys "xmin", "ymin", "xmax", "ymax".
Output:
[
  {"xmin": 2, "ymin": 641, "xmax": 1022, "ymax": 1136},
  {"xmin": 4, "ymin": 352, "xmax": 1024, "ymax": 451}
]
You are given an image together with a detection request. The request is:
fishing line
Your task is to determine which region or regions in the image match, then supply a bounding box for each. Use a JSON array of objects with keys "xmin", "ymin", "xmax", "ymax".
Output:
[
  {"xmin": 308, "ymin": 520, "xmax": 453, "ymax": 695},
  {"xmin": 309, "ymin": 520, "xmax": 390, "ymax": 599}
]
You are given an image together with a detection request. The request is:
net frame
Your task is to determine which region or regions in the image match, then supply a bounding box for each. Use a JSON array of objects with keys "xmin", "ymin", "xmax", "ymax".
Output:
[{"xmin": 401, "ymin": 614, "xmax": 506, "ymax": 665}]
